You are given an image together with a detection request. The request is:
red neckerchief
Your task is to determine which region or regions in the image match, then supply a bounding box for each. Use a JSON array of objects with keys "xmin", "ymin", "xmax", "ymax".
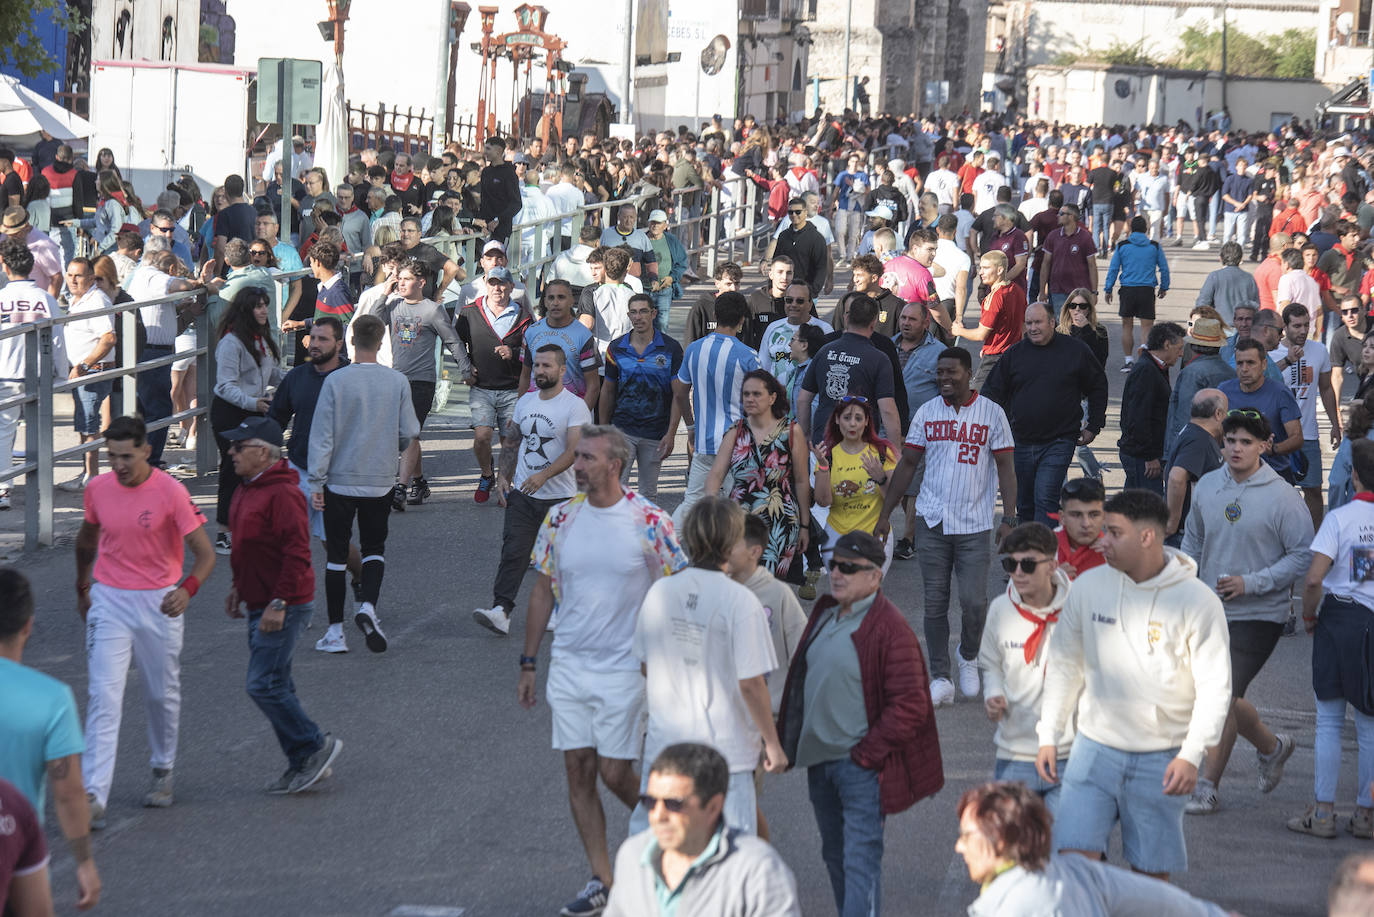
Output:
[
  {"xmin": 1353, "ymin": 492, "xmax": 1374, "ymax": 503},
  {"xmin": 109, "ymin": 190, "xmax": 127, "ymax": 207},
  {"xmin": 1010, "ymin": 586, "xmax": 1059, "ymax": 665},
  {"xmin": 391, "ymin": 171, "xmax": 416, "ymax": 192},
  {"xmin": 1336, "ymin": 244, "xmax": 1355, "ymax": 271}
]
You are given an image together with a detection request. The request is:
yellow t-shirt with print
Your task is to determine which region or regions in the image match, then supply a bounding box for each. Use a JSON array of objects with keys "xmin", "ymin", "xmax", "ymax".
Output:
[{"xmin": 826, "ymin": 443, "xmax": 897, "ymax": 536}]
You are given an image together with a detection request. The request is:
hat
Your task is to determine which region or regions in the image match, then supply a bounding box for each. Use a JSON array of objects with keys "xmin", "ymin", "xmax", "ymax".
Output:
[
  {"xmin": 1334, "ymin": 146, "xmax": 1353, "ymax": 159},
  {"xmin": 221, "ymin": 416, "xmax": 284, "ymax": 447},
  {"xmin": 511, "ymin": 152, "xmax": 531, "ymax": 165},
  {"xmin": 865, "ymin": 203, "xmax": 895, "ymax": 220},
  {"xmin": 1185, "ymin": 317, "xmax": 1227, "ymax": 348},
  {"xmin": 831, "ymin": 531, "xmax": 886, "ymax": 568},
  {"xmin": 648, "ymin": 209, "xmax": 668, "ymax": 224},
  {"xmin": 482, "ymin": 239, "xmax": 507, "ymax": 256},
  {"xmin": 485, "ymin": 266, "xmax": 514, "ymax": 284},
  {"xmin": 985, "ymin": 152, "xmax": 1001, "ymax": 164},
  {"xmin": 1, "ymin": 206, "xmax": 29, "ymax": 232}
]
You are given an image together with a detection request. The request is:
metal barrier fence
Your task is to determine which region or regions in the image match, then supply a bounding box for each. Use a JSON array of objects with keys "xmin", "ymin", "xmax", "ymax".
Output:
[
  {"xmin": 2, "ymin": 289, "xmax": 215, "ymax": 549},
  {"xmin": 9, "ymin": 143, "xmax": 895, "ymax": 550}
]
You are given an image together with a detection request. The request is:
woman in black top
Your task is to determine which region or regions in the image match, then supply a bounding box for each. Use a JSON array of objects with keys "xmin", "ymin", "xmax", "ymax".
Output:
[{"xmin": 1058, "ymin": 286, "xmax": 1108, "ymax": 478}]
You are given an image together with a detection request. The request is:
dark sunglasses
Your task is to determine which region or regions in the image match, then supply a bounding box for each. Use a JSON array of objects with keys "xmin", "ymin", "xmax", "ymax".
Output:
[
  {"xmin": 783, "ymin": 296, "xmax": 809, "ymax": 303},
  {"xmin": 1343, "ymin": 308, "xmax": 1364, "ymax": 315},
  {"xmin": 638, "ymin": 794, "xmax": 689, "ymax": 813},
  {"xmin": 839, "ymin": 394, "xmax": 869, "ymax": 405},
  {"xmin": 1001, "ymin": 556, "xmax": 1050, "ymax": 574},
  {"xmin": 1067, "ymin": 301, "xmax": 1090, "ymax": 310},
  {"xmin": 250, "ymin": 249, "xmax": 270, "ymax": 256},
  {"xmin": 829, "ymin": 558, "xmax": 878, "ymax": 574}
]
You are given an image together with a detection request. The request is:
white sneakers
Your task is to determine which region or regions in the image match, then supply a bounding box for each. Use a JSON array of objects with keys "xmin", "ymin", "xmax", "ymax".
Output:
[
  {"xmin": 315, "ymin": 627, "xmax": 348, "ymax": 653},
  {"xmin": 956, "ymin": 649, "xmax": 981, "ymax": 698},
  {"xmin": 473, "ymin": 605, "xmax": 511, "ymax": 636},
  {"xmin": 930, "ymin": 678, "xmax": 956, "ymax": 707}
]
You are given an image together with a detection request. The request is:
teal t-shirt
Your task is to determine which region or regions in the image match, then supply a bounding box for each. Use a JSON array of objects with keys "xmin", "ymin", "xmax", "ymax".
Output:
[{"xmin": 0, "ymin": 657, "xmax": 84, "ymax": 812}]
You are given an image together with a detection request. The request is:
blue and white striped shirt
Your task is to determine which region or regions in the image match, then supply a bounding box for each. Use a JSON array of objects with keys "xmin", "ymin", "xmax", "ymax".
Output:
[{"xmin": 676, "ymin": 333, "xmax": 760, "ymax": 455}]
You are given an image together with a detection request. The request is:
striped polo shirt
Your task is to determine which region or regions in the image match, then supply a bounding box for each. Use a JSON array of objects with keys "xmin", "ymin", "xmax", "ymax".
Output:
[{"xmin": 676, "ymin": 332, "xmax": 760, "ymax": 455}]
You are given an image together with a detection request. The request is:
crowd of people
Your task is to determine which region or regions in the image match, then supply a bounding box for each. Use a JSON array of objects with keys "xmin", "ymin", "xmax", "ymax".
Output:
[{"xmin": 7, "ymin": 107, "xmax": 1374, "ymax": 916}]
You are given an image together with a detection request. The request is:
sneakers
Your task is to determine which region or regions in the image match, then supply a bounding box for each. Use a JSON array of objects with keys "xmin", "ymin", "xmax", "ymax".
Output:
[
  {"xmin": 1173, "ymin": 236, "xmax": 1184, "ymax": 247},
  {"xmin": 58, "ymin": 473, "xmax": 87, "ymax": 493},
  {"xmin": 475, "ymin": 474, "xmax": 496, "ymax": 504},
  {"xmin": 87, "ymin": 793, "xmax": 106, "ymax": 831},
  {"xmin": 930, "ymin": 677, "xmax": 956, "ymax": 707},
  {"xmin": 1349, "ymin": 808, "xmax": 1374, "ymax": 839},
  {"xmin": 895, "ymin": 537, "xmax": 915, "ymax": 560},
  {"xmin": 214, "ymin": 531, "xmax": 232, "ymax": 555},
  {"xmin": 560, "ymin": 877, "xmax": 609, "ymax": 917},
  {"xmin": 287, "ymin": 735, "xmax": 342, "ymax": 794},
  {"xmin": 473, "ymin": 605, "xmax": 511, "ymax": 636},
  {"xmin": 265, "ymin": 768, "xmax": 298, "ymax": 795},
  {"xmin": 1119, "ymin": 358, "xmax": 1135, "ymax": 374},
  {"xmin": 1287, "ymin": 805, "xmax": 1338, "ymax": 838},
  {"xmin": 956, "ymin": 648, "xmax": 980, "ymax": 697},
  {"xmin": 1185, "ymin": 778, "xmax": 1220, "ymax": 815},
  {"xmin": 799, "ymin": 569, "xmax": 822, "ymax": 601},
  {"xmin": 1258, "ymin": 733, "xmax": 1296, "ymax": 794},
  {"xmin": 315, "ymin": 628, "xmax": 348, "ymax": 653},
  {"xmin": 1192, "ymin": 239, "xmax": 1211, "ymax": 250},
  {"xmin": 143, "ymin": 768, "xmax": 174, "ymax": 808},
  {"xmin": 391, "ymin": 483, "xmax": 407, "ymax": 512},
  {"xmin": 354, "ymin": 602, "xmax": 388, "ymax": 652},
  {"xmin": 407, "ymin": 476, "xmax": 430, "ymax": 505}
]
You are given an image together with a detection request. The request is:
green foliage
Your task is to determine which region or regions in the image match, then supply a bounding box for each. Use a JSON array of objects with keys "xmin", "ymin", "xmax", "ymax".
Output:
[
  {"xmin": 1172, "ymin": 24, "xmax": 1316, "ymax": 78},
  {"xmin": 1272, "ymin": 28, "xmax": 1316, "ymax": 79},
  {"xmin": 0, "ymin": 0, "xmax": 83, "ymax": 79}
]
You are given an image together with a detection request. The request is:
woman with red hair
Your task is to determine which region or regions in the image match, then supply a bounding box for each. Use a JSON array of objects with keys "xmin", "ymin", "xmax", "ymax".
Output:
[{"xmin": 810, "ymin": 394, "xmax": 897, "ymax": 573}]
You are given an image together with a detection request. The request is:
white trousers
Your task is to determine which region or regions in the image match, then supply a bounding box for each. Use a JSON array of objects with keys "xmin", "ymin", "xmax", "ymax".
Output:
[
  {"xmin": 83, "ymin": 582, "xmax": 185, "ymax": 806},
  {"xmin": 0, "ymin": 380, "xmax": 22, "ymax": 495}
]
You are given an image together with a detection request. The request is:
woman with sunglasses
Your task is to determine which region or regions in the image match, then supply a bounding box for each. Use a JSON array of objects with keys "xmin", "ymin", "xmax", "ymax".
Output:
[
  {"xmin": 810, "ymin": 394, "xmax": 898, "ymax": 573},
  {"xmin": 704, "ymin": 370, "xmax": 811, "ymax": 579},
  {"xmin": 1057, "ymin": 287, "xmax": 1107, "ymax": 478},
  {"xmin": 211, "ymin": 288, "xmax": 284, "ymax": 553}
]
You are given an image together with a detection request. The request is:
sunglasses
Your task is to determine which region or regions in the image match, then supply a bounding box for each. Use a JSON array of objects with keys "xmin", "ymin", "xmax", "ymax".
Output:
[
  {"xmin": 789, "ymin": 209, "xmax": 805, "ymax": 215},
  {"xmin": 1068, "ymin": 302, "xmax": 1090, "ymax": 310},
  {"xmin": 1001, "ymin": 556, "xmax": 1050, "ymax": 574},
  {"xmin": 829, "ymin": 558, "xmax": 878, "ymax": 574},
  {"xmin": 250, "ymin": 249, "xmax": 270, "ymax": 256},
  {"xmin": 783, "ymin": 296, "xmax": 809, "ymax": 304},
  {"xmin": 638, "ymin": 794, "xmax": 689, "ymax": 813},
  {"xmin": 839, "ymin": 394, "xmax": 869, "ymax": 405},
  {"xmin": 1228, "ymin": 408, "xmax": 1263, "ymax": 420},
  {"xmin": 1344, "ymin": 308, "xmax": 1364, "ymax": 315}
]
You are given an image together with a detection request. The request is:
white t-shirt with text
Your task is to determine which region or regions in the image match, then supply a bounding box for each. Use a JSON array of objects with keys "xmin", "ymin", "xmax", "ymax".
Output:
[
  {"xmin": 511, "ymin": 388, "xmax": 592, "ymax": 499},
  {"xmin": 1269, "ymin": 339, "xmax": 1331, "ymax": 441}
]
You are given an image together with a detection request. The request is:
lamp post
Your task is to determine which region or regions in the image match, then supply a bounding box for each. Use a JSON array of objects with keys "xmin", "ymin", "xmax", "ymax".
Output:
[
  {"xmin": 325, "ymin": 0, "xmax": 350, "ymax": 59},
  {"xmin": 1220, "ymin": 0, "xmax": 1228, "ymax": 120},
  {"xmin": 843, "ymin": 0, "xmax": 852, "ymax": 113}
]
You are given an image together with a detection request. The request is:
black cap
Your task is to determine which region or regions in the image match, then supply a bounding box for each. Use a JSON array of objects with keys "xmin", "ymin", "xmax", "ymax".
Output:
[
  {"xmin": 221, "ymin": 416, "xmax": 284, "ymax": 447},
  {"xmin": 831, "ymin": 531, "xmax": 886, "ymax": 568}
]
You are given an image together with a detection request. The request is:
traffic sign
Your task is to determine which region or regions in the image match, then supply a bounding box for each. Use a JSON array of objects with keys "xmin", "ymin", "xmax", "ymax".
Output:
[{"xmin": 257, "ymin": 58, "xmax": 323, "ymax": 124}]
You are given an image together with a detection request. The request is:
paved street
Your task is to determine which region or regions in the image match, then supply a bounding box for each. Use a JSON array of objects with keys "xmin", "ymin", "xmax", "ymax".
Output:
[{"xmin": 4, "ymin": 244, "xmax": 1358, "ymax": 916}]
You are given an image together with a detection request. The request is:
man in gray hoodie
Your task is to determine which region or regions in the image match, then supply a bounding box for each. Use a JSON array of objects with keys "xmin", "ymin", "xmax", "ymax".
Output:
[
  {"xmin": 1182, "ymin": 410, "xmax": 1311, "ymax": 815},
  {"xmin": 308, "ymin": 314, "xmax": 420, "ymax": 655}
]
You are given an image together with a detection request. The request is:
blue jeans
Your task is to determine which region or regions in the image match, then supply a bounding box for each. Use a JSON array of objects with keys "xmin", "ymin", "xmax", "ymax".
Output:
[
  {"xmin": 1013, "ymin": 437, "xmax": 1076, "ymax": 525},
  {"xmin": 995, "ymin": 757, "xmax": 1067, "ymax": 817},
  {"xmin": 246, "ymin": 603, "xmax": 324, "ymax": 770},
  {"xmin": 1207, "ymin": 192, "xmax": 1220, "ymax": 239},
  {"xmin": 137, "ymin": 344, "xmax": 175, "ymax": 466},
  {"xmin": 915, "ymin": 521, "xmax": 991, "ymax": 680},
  {"xmin": 1091, "ymin": 203, "xmax": 1112, "ymax": 252},
  {"xmin": 1119, "ymin": 451, "xmax": 1164, "ymax": 496},
  {"xmin": 1222, "ymin": 210, "xmax": 1249, "ymax": 247},
  {"xmin": 808, "ymin": 757, "xmax": 884, "ymax": 917},
  {"xmin": 651, "ymin": 287, "xmax": 672, "ymax": 334}
]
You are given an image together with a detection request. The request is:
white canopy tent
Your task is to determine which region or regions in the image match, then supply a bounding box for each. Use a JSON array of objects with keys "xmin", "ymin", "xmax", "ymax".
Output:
[{"xmin": 0, "ymin": 75, "xmax": 91, "ymax": 147}]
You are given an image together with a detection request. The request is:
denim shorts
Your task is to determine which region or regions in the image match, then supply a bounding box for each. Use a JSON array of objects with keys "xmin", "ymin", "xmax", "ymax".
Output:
[
  {"xmin": 994, "ymin": 757, "xmax": 1066, "ymax": 817},
  {"xmin": 468, "ymin": 386, "xmax": 519, "ymax": 431},
  {"xmin": 1298, "ymin": 439, "xmax": 1323, "ymax": 489},
  {"xmin": 1052, "ymin": 735, "xmax": 1189, "ymax": 874},
  {"xmin": 72, "ymin": 380, "xmax": 113, "ymax": 435}
]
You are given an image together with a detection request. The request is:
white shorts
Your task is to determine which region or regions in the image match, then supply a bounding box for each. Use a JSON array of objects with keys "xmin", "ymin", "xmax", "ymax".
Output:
[
  {"xmin": 546, "ymin": 660, "xmax": 645, "ymax": 760},
  {"xmin": 172, "ymin": 329, "xmax": 196, "ymax": 373}
]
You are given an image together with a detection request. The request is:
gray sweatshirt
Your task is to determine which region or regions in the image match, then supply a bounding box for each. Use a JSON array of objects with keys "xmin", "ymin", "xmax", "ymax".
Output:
[
  {"xmin": 214, "ymin": 333, "xmax": 284, "ymax": 411},
  {"xmin": 1182, "ymin": 460, "xmax": 1313, "ymax": 623},
  {"xmin": 968, "ymin": 854, "xmax": 1229, "ymax": 917},
  {"xmin": 307, "ymin": 362, "xmax": 419, "ymax": 496},
  {"xmin": 373, "ymin": 295, "xmax": 470, "ymax": 382}
]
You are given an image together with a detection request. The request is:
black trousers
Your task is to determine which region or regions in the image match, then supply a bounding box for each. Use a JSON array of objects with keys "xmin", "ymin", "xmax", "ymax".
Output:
[
  {"xmin": 492, "ymin": 489, "xmax": 560, "ymax": 610},
  {"xmin": 211, "ymin": 396, "xmax": 256, "ymax": 526},
  {"xmin": 1251, "ymin": 209, "xmax": 1273, "ymax": 259},
  {"xmin": 323, "ymin": 488, "xmax": 392, "ymax": 624}
]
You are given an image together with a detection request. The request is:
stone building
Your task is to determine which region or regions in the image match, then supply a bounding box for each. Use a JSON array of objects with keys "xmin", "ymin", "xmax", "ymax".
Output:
[{"xmin": 806, "ymin": 0, "xmax": 988, "ymax": 117}]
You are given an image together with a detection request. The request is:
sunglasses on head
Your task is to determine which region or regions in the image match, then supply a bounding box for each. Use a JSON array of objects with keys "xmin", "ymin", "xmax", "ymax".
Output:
[
  {"xmin": 1001, "ymin": 556, "xmax": 1050, "ymax": 574},
  {"xmin": 638, "ymin": 793, "xmax": 689, "ymax": 813},
  {"xmin": 829, "ymin": 558, "xmax": 878, "ymax": 575},
  {"xmin": 1228, "ymin": 408, "xmax": 1263, "ymax": 420},
  {"xmin": 839, "ymin": 394, "xmax": 869, "ymax": 405}
]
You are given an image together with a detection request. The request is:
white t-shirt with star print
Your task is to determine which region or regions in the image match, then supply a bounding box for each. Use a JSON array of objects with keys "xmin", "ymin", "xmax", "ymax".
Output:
[{"xmin": 511, "ymin": 388, "xmax": 592, "ymax": 500}]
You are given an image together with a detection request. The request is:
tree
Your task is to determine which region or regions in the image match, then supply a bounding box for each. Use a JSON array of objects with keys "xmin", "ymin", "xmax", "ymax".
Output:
[
  {"xmin": 1172, "ymin": 24, "xmax": 1315, "ymax": 78},
  {"xmin": 0, "ymin": 0, "xmax": 83, "ymax": 79}
]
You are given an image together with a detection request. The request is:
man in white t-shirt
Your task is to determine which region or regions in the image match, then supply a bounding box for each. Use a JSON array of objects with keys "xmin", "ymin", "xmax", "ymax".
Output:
[
  {"xmin": 972, "ymin": 153, "xmax": 1009, "ymax": 214},
  {"xmin": 517, "ymin": 424, "xmax": 687, "ymax": 916},
  {"xmin": 0, "ymin": 240, "xmax": 63, "ymax": 508},
  {"xmin": 1270, "ymin": 303, "xmax": 1340, "ymax": 528},
  {"xmin": 1275, "ymin": 248, "xmax": 1321, "ymax": 327},
  {"xmin": 630, "ymin": 497, "xmax": 786, "ymax": 836},
  {"xmin": 474, "ymin": 345, "xmax": 592, "ymax": 637},
  {"xmin": 758, "ymin": 282, "xmax": 832, "ymax": 390},
  {"xmin": 61, "ymin": 259, "xmax": 117, "ymax": 491},
  {"xmin": 933, "ymin": 213, "xmax": 971, "ymax": 323}
]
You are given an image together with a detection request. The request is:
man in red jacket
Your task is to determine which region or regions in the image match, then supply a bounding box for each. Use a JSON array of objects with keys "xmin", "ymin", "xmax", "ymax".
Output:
[
  {"xmin": 223, "ymin": 417, "xmax": 342, "ymax": 795},
  {"xmin": 777, "ymin": 530, "xmax": 942, "ymax": 917}
]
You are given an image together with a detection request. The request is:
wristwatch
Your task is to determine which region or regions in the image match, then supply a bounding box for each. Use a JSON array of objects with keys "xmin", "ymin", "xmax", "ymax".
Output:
[
  {"xmin": 519, "ymin": 654, "xmax": 537, "ymax": 670},
  {"xmin": 267, "ymin": 598, "xmax": 286, "ymax": 611},
  {"xmin": 78, "ymin": 362, "xmax": 90, "ymax": 375},
  {"xmin": 1002, "ymin": 514, "xmax": 1019, "ymax": 526}
]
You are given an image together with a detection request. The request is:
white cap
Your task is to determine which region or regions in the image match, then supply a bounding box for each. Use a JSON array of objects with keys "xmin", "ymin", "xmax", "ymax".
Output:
[
  {"xmin": 865, "ymin": 204, "xmax": 895, "ymax": 220},
  {"xmin": 482, "ymin": 239, "xmax": 507, "ymax": 255},
  {"xmin": 648, "ymin": 209, "xmax": 668, "ymax": 223},
  {"xmin": 1334, "ymin": 146, "xmax": 1352, "ymax": 158}
]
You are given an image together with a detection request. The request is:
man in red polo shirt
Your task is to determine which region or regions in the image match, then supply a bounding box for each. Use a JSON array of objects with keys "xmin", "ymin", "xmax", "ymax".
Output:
[
  {"xmin": 988, "ymin": 204, "xmax": 1031, "ymax": 294},
  {"xmin": 953, "ymin": 251, "xmax": 1027, "ymax": 390},
  {"xmin": 1054, "ymin": 476, "xmax": 1106, "ymax": 579},
  {"xmin": 1253, "ymin": 233, "xmax": 1291, "ymax": 313}
]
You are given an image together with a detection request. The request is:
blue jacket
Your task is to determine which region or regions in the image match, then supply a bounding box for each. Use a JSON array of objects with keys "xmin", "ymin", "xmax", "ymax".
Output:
[
  {"xmin": 659, "ymin": 230, "xmax": 689, "ymax": 299},
  {"xmin": 1105, "ymin": 232, "xmax": 1170, "ymax": 293}
]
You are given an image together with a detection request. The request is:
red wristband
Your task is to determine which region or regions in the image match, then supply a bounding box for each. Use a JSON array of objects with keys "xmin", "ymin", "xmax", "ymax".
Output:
[{"xmin": 180, "ymin": 575, "xmax": 200, "ymax": 598}]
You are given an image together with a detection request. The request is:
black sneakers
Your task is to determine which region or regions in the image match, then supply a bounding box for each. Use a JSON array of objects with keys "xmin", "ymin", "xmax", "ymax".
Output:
[{"xmin": 407, "ymin": 476, "xmax": 431, "ymax": 505}]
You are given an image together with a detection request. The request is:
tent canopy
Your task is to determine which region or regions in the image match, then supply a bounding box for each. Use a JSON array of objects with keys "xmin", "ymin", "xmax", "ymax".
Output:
[{"xmin": 0, "ymin": 74, "xmax": 92, "ymax": 146}]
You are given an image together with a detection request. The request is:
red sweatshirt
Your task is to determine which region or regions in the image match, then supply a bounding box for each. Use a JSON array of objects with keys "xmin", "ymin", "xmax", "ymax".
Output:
[{"xmin": 228, "ymin": 459, "xmax": 314, "ymax": 607}]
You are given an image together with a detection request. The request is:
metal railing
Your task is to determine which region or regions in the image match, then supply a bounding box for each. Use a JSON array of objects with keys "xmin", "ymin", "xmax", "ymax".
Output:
[{"xmin": 2, "ymin": 290, "xmax": 214, "ymax": 549}]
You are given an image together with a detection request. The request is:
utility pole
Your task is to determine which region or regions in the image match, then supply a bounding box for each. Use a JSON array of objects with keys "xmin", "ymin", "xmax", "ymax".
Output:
[
  {"xmin": 1220, "ymin": 0, "xmax": 1228, "ymax": 119},
  {"xmin": 843, "ymin": 0, "xmax": 852, "ymax": 113},
  {"xmin": 621, "ymin": 0, "xmax": 634, "ymax": 127}
]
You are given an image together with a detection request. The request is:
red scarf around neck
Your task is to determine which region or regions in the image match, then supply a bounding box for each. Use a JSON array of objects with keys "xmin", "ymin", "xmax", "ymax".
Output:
[{"xmin": 1010, "ymin": 586, "xmax": 1059, "ymax": 664}]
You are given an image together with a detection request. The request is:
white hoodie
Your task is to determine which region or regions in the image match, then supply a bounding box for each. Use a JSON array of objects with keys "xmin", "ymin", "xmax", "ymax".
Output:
[
  {"xmin": 1036, "ymin": 549, "xmax": 1231, "ymax": 768},
  {"xmin": 979, "ymin": 569, "xmax": 1075, "ymax": 762}
]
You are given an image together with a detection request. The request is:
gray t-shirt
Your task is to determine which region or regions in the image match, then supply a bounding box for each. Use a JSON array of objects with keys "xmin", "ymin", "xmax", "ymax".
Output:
[
  {"xmin": 374, "ymin": 295, "xmax": 470, "ymax": 382},
  {"xmin": 1331, "ymin": 325, "xmax": 1366, "ymax": 375},
  {"xmin": 795, "ymin": 594, "xmax": 875, "ymax": 768}
]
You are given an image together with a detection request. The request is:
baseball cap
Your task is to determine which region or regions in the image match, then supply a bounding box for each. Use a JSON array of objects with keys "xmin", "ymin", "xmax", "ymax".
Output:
[
  {"xmin": 831, "ymin": 531, "xmax": 886, "ymax": 568},
  {"xmin": 485, "ymin": 266, "xmax": 514, "ymax": 284},
  {"xmin": 482, "ymin": 239, "xmax": 507, "ymax": 256},
  {"xmin": 985, "ymin": 152, "xmax": 1002, "ymax": 164},
  {"xmin": 648, "ymin": 209, "xmax": 668, "ymax": 224},
  {"xmin": 221, "ymin": 416, "xmax": 284, "ymax": 447},
  {"xmin": 1334, "ymin": 146, "xmax": 1353, "ymax": 159},
  {"xmin": 512, "ymin": 152, "xmax": 531, "ymax": 165},
  {"xmin": 865, "ymin": 203, "xmax": 895, "ymax": 220}
]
